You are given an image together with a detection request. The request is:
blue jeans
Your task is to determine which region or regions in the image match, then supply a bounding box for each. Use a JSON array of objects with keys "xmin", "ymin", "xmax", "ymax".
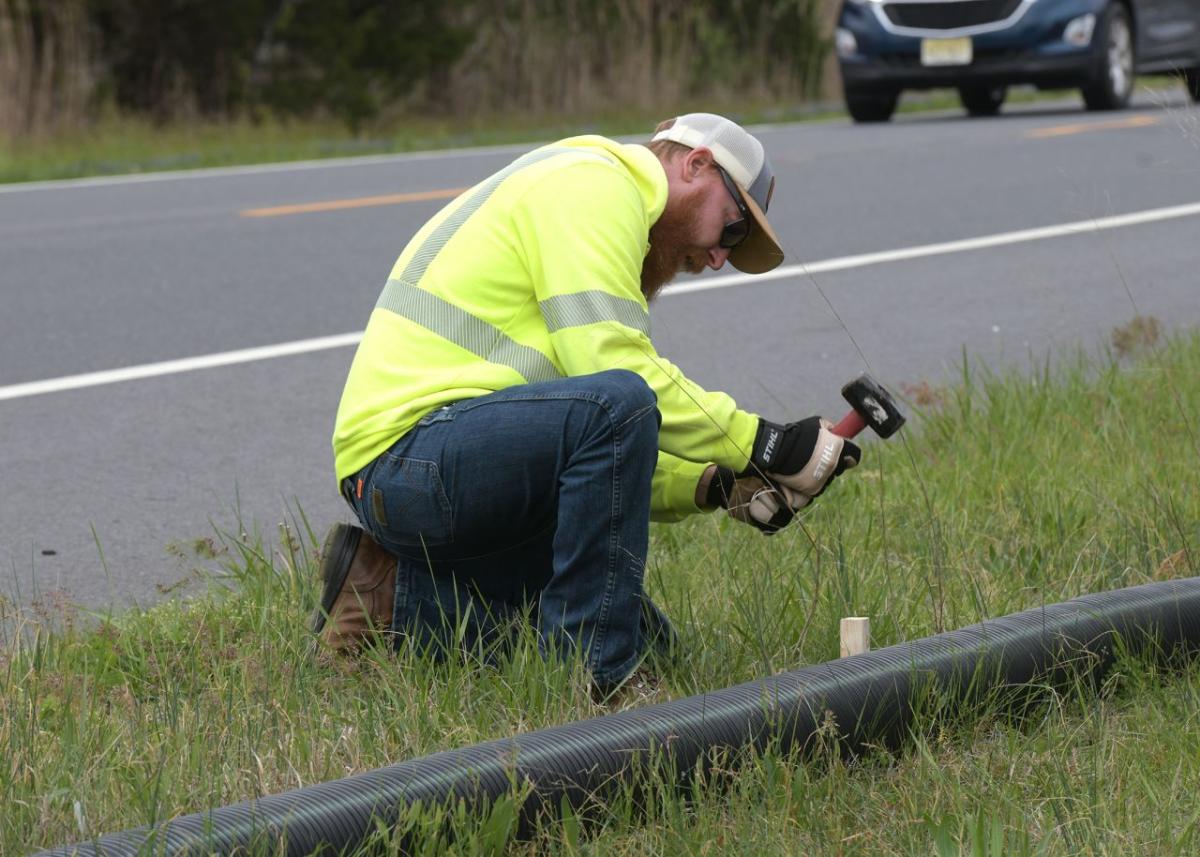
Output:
[{"xmin": 342, "ymin": 369, "xmax": 674, "ymax": 690}]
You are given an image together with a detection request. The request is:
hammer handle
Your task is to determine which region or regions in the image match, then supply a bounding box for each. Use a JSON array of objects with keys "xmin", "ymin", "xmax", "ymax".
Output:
[{"xmin": 832, "ymin": 410, "xmax": 867, "ymax": 438}]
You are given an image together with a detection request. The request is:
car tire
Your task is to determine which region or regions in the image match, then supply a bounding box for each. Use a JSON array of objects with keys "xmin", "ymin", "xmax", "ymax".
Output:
[
  {"xmin": 845, "ymin": 89, "xmax": 899, "ymax": 123},
  {"xmin": 1186, "ymin": 68, "xmax": 1200, "ymax": 102},
  {"xmin": 1081, "ymin": 3, "xmax": 1135, "ymax": 111},
  {"xmin": 959, "ymin": 85, "xmax": 1006, "ymax": 117}
]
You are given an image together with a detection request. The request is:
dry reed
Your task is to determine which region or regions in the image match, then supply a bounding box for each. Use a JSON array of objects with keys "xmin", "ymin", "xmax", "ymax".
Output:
[
  {"xmin": 1, "ymin": 0, "xmax": 834, "ymax": 142},
  {"xmin": 0, "ymin": 0, "xmax": 92, "ymax": 140}
]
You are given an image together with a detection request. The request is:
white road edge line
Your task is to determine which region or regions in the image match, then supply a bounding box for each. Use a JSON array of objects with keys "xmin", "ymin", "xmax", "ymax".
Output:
[
  {"xmin": 665, "ymin": 199, "xmax": 1200, "ymax": 296},
  {"xmin": 3, "ymin": 198, "xmax": 1198, "ymax": 403},
  {"xmin": 0, "ymin": 333, "xmax": 364, "ymax": 402},
  {"xmin": 0, "ymin": 145, "xmax": 538, "ymax": 195}
]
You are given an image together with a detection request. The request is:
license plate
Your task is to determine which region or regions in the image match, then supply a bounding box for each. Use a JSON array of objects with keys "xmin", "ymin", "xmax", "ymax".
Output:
[{"xmin": 921, "ymin": 37, "xmax": 972, "ymax": 66}]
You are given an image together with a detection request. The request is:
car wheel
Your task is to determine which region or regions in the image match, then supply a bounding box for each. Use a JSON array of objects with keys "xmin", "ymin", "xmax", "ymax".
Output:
[
  {"xmin": 959, "ymin": 85, "xmax": 1006, "ymax": 117},
  {"xmin": 1081, "ymin": 3, "xmax": 1135, "ymax": 110},
  {"xmin": 1186, "ymin": 68, "xmax": 1200, "ymax": 102},
  {"xmin": 845, "ymin": 89, "xmax": 899, "ymax": 123}
]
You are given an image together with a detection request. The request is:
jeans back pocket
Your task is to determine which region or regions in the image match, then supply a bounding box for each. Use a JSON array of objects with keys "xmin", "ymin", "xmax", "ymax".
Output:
[{"xmin": 365, "ymin": 456, "xmax": 455, "ymax": 550}]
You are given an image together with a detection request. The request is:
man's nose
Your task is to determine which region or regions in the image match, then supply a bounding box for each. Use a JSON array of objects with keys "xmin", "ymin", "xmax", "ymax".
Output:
[{"xmin": 707, "ymin": 246, "xmax": 731, "ymax": 270}]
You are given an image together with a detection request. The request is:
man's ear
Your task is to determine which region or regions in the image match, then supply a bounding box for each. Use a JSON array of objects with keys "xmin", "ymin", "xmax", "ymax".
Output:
[{"xmin": 682, "ymin": 146, "xmax": 715, "ymax": 181}]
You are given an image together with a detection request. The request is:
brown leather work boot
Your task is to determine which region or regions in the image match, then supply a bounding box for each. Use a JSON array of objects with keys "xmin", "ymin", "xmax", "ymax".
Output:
[{"xmin": 311, "ymin": 523, "xmax": 396, "ymax": 652}]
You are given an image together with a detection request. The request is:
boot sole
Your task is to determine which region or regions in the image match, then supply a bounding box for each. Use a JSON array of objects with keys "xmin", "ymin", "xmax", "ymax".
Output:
[{"xmin": 310, "ymin": 523, "xmax": 362, "ymax": 635}]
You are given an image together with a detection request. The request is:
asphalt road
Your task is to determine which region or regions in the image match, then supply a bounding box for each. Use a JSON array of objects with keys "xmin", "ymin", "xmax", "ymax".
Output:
[{"xmin": 3, "ymin": 91, "xmax": 1198, "ymax": 612}]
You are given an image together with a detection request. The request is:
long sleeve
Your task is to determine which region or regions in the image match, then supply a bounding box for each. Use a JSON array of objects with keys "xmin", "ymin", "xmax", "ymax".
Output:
[{"xmin": 513, "ymin": 159, "xmax": 760, "ymax": 471}]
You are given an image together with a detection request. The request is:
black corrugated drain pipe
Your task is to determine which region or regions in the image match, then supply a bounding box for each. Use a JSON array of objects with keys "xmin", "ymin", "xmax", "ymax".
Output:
[{"xmin": 36, "ymin": 577, "xmax": 1200, "ymax": 856}]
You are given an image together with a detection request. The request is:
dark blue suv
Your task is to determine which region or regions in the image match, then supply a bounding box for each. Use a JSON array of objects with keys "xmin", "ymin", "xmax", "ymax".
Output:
[{"xmin": 836, "ymin": 0, "xmax": 1200, "ymax": 121}]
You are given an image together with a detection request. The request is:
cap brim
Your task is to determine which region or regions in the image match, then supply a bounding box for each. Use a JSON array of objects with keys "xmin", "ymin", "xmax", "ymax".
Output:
[{"xmin": 728, "ymin": 185, "xmax": 784, "ymax": 274}]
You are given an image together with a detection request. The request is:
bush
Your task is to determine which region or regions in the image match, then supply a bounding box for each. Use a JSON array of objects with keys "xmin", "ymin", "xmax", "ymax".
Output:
[{"xmin": 1, "ymin": 0, "xmax": 829, "ymax": 137}]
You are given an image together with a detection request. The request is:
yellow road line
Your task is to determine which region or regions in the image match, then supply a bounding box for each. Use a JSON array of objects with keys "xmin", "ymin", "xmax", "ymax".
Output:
[
  {"xmin": 1025, "ymin": 114, "xmax": 1160, "ymax": 139},
  {"xmin": 240, "ymin": 186, "xmax": 468, "ymax": 218}
]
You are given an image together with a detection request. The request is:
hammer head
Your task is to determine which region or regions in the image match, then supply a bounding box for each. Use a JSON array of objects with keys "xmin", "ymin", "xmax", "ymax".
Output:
[{"xmin": 841, "ymin": 374, "xmax": 906, "ymax": 438}]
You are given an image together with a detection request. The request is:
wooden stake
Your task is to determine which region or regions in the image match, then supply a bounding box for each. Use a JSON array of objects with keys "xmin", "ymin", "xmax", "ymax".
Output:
[{"xmin": 840, "ymin": 617, "xmax": 870, "ymax": 658}]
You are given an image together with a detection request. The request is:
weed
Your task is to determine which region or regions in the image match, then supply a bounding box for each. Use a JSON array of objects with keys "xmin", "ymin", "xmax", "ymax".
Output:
[
  {"xmin": 902, "ymin": 379, "xmax": 949, "ymax": 409},
  {"xmin": 1111, "ymin": 315, "xmax": 1162, "ymax": 358}
]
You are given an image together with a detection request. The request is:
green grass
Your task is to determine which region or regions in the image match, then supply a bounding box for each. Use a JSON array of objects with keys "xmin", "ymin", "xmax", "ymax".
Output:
[
  {"xmin": 0, "ymin": 100, "xmax": 843, "ymax": 185},
  {"xmin": 4, "ymin": 326, "xmax": 1198, "ymax": 855},
  {"xmin": 3, "ymin": 78, "xmax": 1190, "ymax": 185}
]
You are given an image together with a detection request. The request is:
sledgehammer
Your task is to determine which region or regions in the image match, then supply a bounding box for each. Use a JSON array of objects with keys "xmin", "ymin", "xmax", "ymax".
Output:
[{"xmin": 831, "ymin": 374, "xmax": 906, "ymax": 439}]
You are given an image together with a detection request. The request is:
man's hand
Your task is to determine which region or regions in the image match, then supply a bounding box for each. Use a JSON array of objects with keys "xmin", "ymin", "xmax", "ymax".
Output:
[
  {"xmin": 743, "ymin": 417, "xmax": 861, "ymax": 502},
  {"xmin": 703, "ymin": 466, "xmax": 801, "ymax": 534}
]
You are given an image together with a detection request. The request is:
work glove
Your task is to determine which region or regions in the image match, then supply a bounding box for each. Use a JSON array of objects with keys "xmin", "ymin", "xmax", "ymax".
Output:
[
  {"xmin": 705, "ymin": 466, "xmax": 802, "ymax": 535},
  {"xmin": 742, "ymin": 417, "xmax": 861, "ymax": 505}
]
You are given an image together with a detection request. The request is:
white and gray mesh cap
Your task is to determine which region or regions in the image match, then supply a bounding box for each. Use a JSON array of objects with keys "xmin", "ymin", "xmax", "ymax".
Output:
[{"xmin": 651, "ymin": 112, "xmax": 784, "ymax": 274}]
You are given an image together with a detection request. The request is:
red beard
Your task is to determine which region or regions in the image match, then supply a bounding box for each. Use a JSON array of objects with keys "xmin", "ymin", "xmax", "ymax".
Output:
[{"xmin": 641, "ymin": 192, "xmax": 707, "ymax": 302}]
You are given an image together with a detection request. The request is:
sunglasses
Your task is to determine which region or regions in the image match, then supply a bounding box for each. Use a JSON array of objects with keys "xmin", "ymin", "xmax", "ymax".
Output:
[{"xmin": 715, "ymin": 165, "xmax": 752, "ymax": 250}]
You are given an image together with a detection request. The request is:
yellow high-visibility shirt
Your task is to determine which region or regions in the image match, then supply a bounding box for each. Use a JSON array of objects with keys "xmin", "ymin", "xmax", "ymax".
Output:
[{"xmin": 333, "ymin": 135, "xmax": 759, "ymax": 519}]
